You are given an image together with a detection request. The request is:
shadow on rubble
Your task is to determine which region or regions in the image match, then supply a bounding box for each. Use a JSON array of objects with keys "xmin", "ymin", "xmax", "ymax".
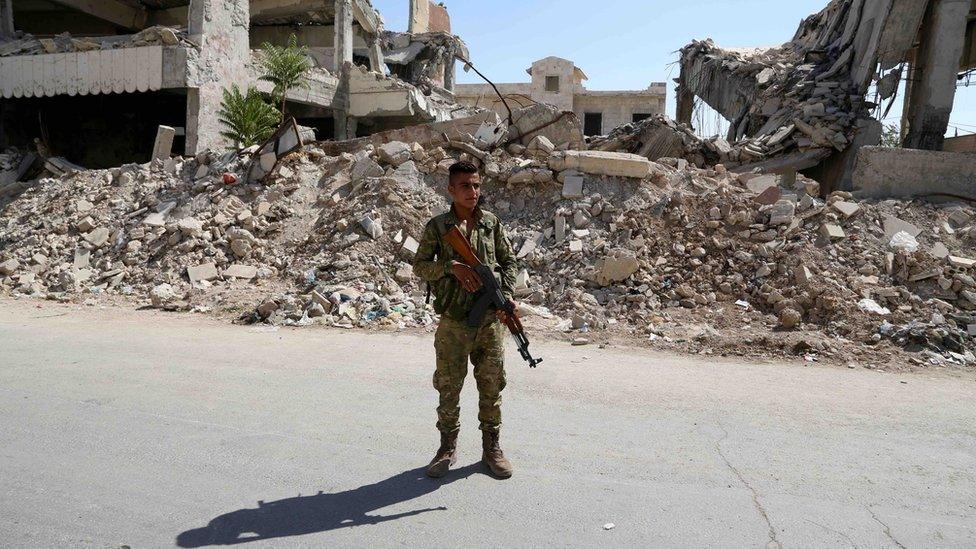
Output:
[{"xmin": 175, "ymin": 465, "xmax": 478, "ymax": 546}]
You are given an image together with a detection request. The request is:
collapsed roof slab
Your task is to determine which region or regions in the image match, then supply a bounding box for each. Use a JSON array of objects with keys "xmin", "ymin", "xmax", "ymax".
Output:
[
  {"xmin": 677, "ymin": 0, "xmax": 937, "ymax": 193},
  {"xmin": 48, "ymin": 0, "xmax": 150, "ymax": 31}
]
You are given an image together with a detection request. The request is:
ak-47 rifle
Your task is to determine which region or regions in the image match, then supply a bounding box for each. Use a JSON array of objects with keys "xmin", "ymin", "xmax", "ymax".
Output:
[{"xmin": 443, "ymin": 226, "xmax": 543, "ymax": 368}]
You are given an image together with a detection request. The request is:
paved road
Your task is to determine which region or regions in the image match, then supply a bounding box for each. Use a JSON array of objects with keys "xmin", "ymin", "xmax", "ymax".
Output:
[{"xmin": 1, "ymin": 299, "xmax": 974, "ymax": 548}]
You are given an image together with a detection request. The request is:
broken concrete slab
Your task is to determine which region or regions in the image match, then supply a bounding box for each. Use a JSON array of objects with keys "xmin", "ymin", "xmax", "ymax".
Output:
[
  {"xmin": 948, "ymin": 256, "xmax": 976, "ymax": 269},
  {"xmin": 223, "ymin": 264, "xmax": 258, "ymax": 279},
  {"xmin": 831, "ymin": 201, "xmax": 861, "ymax": 218},
  {"xmin": 549, "ymin": 151, "xmax": 653, "ymax": 179},
  {"xmin": 883, "ymin": 215, "xmax": 922, "ymax": 241}
]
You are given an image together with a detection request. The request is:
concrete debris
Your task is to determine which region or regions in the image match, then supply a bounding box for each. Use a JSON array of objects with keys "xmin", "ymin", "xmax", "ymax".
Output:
[
  {"xmin": 2, "ymin": 116, "xmax": 976, "ymax": 365},
  {"xmin": 0, "ymin": 26, "xmax": 192, "ymax": 57}
]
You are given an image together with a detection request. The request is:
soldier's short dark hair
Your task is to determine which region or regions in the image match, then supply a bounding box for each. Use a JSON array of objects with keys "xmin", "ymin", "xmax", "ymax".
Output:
[{"xmin": 448, "ymin": 161, "xmax": 480, "ymax": 184}]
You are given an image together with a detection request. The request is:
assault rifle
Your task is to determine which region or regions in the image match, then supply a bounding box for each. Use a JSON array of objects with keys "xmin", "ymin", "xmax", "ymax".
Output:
[{"xmin": 444, "ymin": 226, "xmax": 543, "ymax": 368}]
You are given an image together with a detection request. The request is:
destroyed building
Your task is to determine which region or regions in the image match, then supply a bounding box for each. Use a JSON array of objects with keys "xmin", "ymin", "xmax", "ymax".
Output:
[
  {"xmin": 673, "ymin": 0, "xmax": 976, "ymax": 197},
  {"xmin": 454, "ymin": 56, "xmax": 667, "ymax": 137},
  {"xmin": 0, "ymin": 0, "xmax": 472, "ymax": 168}
]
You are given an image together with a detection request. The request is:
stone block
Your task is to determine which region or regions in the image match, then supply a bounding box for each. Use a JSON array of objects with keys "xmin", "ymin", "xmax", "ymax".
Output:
[
  {"xmin": 187, "ymin": 262, "xmax": 219, "ymax": 283},
  {"xmin": 831, "ymin": 201, "xmax": 860, "ymax": 218},
  {"xmin": 820, "ymin": 223, "xmax": 845, "ymax": 240},
  {"xmin": 402, "ymin": 236, "xmax": 420, "ymax": 256},
  {"xmin": 561, "ymin": 171, "xmax": 584, "ymax": 199},
  {"xmin": 768, "ymin": 200, "xmax": 795, "ymax": 226},
  {"xmin": 754, "ymin": 185, "xmax": 782, "ymax": 205},
  {"xmin": 596, "ymin": 249, "xmax": 640, "ymax": 286},
  {"xmin": 376, "ymin": 141, "xmax": 412, "ymax": 166},
  {"xmin": 151, "ymin": 125, "xmax": 176, "ymax": 161},
  {"xmin": 0, "ymin": 259, "xmax": 19, "ymax": 275},
  {"xmin": 569, "ymin": 240, "xmax": 583, "ymax": 252},
  {"xmin": 554, "ymin": 215, "xmax": 567, "ymax": 243},
  {"xmin": 745, "ymin": 174, "xmax": 779, "ymax": 194}
]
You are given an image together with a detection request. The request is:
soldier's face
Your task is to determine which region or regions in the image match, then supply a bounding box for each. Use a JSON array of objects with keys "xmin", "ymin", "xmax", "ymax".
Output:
[{"xmin": 448, "ymin": 172, "xmax": 482, "ymax": 211}]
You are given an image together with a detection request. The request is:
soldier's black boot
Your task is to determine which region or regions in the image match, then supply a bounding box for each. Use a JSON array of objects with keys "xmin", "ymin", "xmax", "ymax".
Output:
[
  {"xmin": 426, "ymin": 431, "xmax": 458, "ymax": 478},
  {"xmin": 482, "ymin": 430, "xmax": 513, "ymax": 478}
]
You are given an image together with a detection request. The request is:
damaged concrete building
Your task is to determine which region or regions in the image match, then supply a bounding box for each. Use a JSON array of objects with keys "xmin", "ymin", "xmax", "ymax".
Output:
[
  {"xmin": 454, "ymin": 56, "xmax": 667, "ymax": 137},
  {"xmin": 674, "ymin": 0, "xmax": 976, "ymax": 196},
  {"xmin": 0, "ymin": 0, "xmax": 473, "ymax": 167}
]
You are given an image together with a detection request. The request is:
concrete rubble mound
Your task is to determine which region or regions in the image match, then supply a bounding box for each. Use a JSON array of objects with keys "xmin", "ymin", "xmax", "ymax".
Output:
[{"xmin": 2, "ymin": 121, "xmax": 975, "ymax": 368}]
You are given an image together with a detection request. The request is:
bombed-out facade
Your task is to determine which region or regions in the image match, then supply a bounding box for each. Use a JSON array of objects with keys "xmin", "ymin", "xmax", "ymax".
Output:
[{"xmin": 0, "ymin": 0, "xmax": 470, "ymax": 168}]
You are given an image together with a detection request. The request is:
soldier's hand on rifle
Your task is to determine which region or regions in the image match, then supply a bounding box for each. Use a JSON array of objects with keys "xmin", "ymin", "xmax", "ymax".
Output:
[
  {"xmin": 496, "ymin": 299, "xmax": 518, "ymax": 323},
  {"xmin": 450, "ymin": 261, "xmax": 483, "ymax": 293}
]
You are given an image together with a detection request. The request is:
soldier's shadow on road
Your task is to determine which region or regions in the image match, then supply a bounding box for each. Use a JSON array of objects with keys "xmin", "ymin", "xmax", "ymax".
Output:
[{"xmin": 175, "ymin": 465, "xmax": 479, "ymax": 547}]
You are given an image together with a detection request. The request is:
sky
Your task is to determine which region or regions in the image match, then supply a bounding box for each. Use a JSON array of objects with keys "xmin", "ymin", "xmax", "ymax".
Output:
[{"xmin": 371, "ymin": 0, "xmax": 976, "ymax": 139}]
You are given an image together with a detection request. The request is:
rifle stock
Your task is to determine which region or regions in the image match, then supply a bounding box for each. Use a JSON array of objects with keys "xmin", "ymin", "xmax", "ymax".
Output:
[{"xmin": 443, "ymin": 225, "xmax": 543, "ymax": 368}]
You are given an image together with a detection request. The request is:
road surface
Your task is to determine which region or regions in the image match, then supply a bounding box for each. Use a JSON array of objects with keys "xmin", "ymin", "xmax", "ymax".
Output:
[{"xmin": 1, "ymin": 298, "xmax": 974, "ymax": 548}]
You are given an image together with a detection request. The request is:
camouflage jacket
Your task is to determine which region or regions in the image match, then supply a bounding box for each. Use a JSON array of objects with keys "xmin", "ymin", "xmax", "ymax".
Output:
[{"xmin": 412, "ymin": 206, "xmax": 518, "ymax": 322}]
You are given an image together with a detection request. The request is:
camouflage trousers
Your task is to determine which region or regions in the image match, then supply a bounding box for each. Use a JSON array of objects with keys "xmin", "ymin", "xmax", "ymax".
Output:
[{"xmin": 433, "ymin": 316, "xmax": 507, "ymax": 434}]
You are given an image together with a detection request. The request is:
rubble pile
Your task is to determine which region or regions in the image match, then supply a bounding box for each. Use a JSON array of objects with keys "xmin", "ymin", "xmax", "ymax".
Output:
[
  {"xmin": 588, "ymin": 114, "xmax": 723, "ymax": 167},
  {"xmin": 2, "ymin": 133, "xmax": 975, "ymax": 367},
  {"xmin": 0, "ymin": 26, "xmax": 190, "ymax": 57},
  {"xmin": 677, "ymin": 36, "xmax": 863, "ymax": 168}
]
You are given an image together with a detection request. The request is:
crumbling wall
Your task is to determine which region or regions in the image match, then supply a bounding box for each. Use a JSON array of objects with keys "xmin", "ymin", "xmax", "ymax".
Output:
[{"xmin": 184, "ymin": 0, "xmax": 251, "ymax": 154}]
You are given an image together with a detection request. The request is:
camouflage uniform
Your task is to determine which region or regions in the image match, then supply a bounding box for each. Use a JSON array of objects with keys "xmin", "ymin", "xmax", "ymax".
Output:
[{"xmin": 413, "ymin": 206, "xmax": 518, "ymax": 434}]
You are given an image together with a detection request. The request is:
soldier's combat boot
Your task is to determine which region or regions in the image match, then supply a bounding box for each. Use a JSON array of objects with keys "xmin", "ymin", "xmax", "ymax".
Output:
[
  {"xmin": 426, "ymin": 431, "xmax": 458, "ymax": 478},
  {"xmin": 482, "ymin": 430, "xmax": 513, "ymax": 478}
]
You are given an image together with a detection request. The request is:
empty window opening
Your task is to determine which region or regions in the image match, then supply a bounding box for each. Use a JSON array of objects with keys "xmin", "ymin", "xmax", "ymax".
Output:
[
  {"xmin": 545, "ymin": 76, "xmax": 560, "ymax": 93},
  {"xmin": 632, "ymin": 113, "xmax": 652, "ymax": 123},
  {"xmin": 584, "ymin": 112, "xmax": 603, "ymax": 136}
]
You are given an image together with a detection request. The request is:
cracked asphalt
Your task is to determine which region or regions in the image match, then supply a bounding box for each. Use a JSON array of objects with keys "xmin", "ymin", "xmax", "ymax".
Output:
[{"xmin": 1, "ymin": 298, "xmax": 975, "ymax": 548}]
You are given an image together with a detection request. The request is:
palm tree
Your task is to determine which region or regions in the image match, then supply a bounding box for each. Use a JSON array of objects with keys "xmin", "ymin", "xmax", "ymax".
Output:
[
  {"xmin": 259, "ymin": 35, "xmax": 313, "ymax": 120},
  {"xmin": 217, "ymin": 85, "xmax": 281, "ymax": 149}
]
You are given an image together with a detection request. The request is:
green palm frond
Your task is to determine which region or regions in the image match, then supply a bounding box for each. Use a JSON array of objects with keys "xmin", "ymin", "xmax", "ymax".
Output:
[
  {"xmin": 259, "ymin": 34, "xmax": 313, "ymax": 118},
  {"xmin": 217, "ymin": 85, "xmax": 280, "ymax": 149}
]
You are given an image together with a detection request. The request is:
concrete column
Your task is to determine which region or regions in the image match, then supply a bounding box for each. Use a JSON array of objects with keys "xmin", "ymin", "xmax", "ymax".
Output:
[
  {"xmin": 367, "ymin": 35, "xmax": 388, "ymax": 75},
  {"xmin": 184, "ymin": 0, "xmax": 250, "ymax": 154},
  {"xmin": 334, "ymin": 111, "xmax": 348, "ymax": 140},
  {"xmin": 334, "ymin": 0, "xmax": 353, "ymax": 70},
  {"xmin": 444, "ymin": 57, "xmax": 456, "ymax": 93},
  {"xmin": 675, "ymin": 86, "xmax": 695, "ymax": 127},
  {"xmin": 904, "ymin": 0, "xmax": 969, "ymax": 151},
  {"xmin": 0, "ymin": 0, "xmax": 14, "ymax": 38},
  {"xmin": 408, "ymin": 0, "xmax": 429, "ymax": 34}
]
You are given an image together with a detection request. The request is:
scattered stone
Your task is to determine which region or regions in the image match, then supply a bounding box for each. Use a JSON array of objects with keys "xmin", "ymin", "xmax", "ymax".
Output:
[
  {"xmin": 83, "ymin": 227, "xmax": 110, "ymax": 247},
  {"xmin": 0, "ymin": 259, "xmax": 19, "ymax": 276},
  {"xmin": 360, "ymin": 215, "xmax": 383, "ymax": 239},
  {"xmin": 150, "ymin": 283, "xmax": 177, "ymax": 307}
]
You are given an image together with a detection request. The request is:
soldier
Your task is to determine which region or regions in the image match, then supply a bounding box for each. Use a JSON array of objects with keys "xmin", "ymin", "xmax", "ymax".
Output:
[{"xmin": 412, "ymin": 161, "xmax": 519, "ymax": 479}]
